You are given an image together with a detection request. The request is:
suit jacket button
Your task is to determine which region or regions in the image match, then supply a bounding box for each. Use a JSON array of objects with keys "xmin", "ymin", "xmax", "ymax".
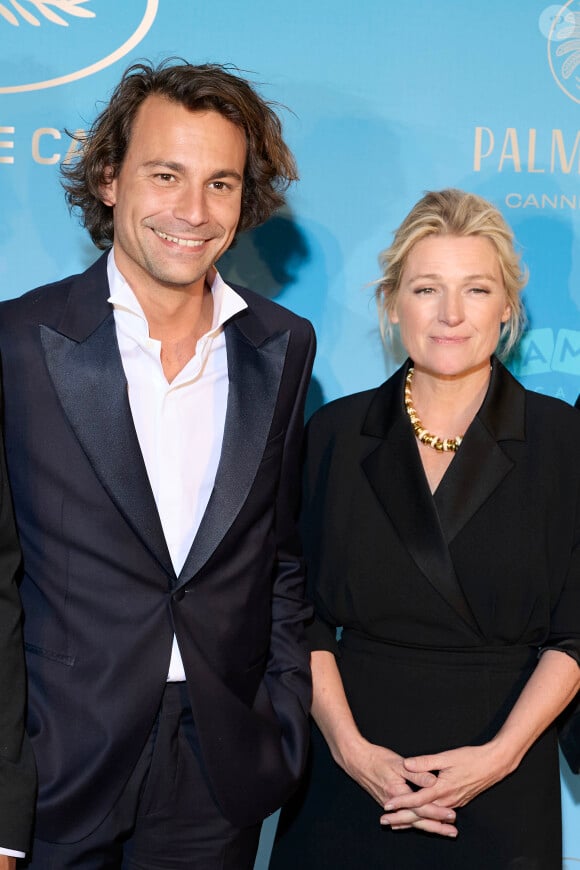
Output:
[{"xmin": 173, "ymin": 589, "xmax": 186, "ymax": 602}]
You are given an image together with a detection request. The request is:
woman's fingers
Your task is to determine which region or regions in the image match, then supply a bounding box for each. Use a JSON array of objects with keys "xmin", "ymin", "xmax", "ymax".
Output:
[{"xmin": 380, "ymin": 806, "xmax": 458, "ymax": 837}]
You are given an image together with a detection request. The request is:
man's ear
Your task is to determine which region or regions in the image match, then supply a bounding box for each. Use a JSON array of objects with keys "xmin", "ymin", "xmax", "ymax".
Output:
[{"xmin": 99, "ymin": 167, "xmax": 117, "ymax": 207}]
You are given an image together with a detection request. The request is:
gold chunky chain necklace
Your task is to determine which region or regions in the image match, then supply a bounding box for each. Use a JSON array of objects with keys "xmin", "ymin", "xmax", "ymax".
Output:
[{"xmin": 404, "ymin": 367, "xmax": 464, "ymax": 453}]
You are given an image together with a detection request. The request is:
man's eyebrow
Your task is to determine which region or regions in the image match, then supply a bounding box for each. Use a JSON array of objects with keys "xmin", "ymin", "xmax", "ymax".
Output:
[
  {"xmin": 141, "ymin": 160, "xmax": 185, "ymax": 172},
  {"xmin": 208, "ymin": 169, "xmax": 243, "ymax": 182},
  {"xmin": 141, "ymin": 161, "xmax": 243, "ymax": 182}
]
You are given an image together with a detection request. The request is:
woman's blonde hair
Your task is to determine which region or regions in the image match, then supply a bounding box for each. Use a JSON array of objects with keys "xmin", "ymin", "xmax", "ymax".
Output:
[{"xmin": 375, "ymin": 189, "xmax": 527, "ymax": 357}]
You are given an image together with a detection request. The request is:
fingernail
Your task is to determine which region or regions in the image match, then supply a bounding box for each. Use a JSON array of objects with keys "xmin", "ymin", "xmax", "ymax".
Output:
[
  {"xmin": 384, "ymin": 803, "xmax": 393, "ymax": 811},
  {"xmin": 447, "ymin": 831, "xmax": 458, "ymax": 838}
]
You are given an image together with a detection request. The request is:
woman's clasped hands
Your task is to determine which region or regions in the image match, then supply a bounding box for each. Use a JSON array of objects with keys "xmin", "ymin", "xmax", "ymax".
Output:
[
  {"xmin": 380, "ymin": 742, "xmax": 514, "ymax": 837},
  {"xmin": 344, "ymin": 740, "xmax": 458, "ymax": 837}
]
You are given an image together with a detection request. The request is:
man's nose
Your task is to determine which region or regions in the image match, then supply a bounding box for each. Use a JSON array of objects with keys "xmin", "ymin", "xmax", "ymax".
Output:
[{"xmin": 173, "ymin": 185, "xmax": 210, "ymax": 226}]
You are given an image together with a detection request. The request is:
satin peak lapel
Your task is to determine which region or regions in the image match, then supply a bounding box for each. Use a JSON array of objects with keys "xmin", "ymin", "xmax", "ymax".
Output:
[
  {"xmin": 434, "ymin": 361, "xmax": 523, "ymax": 544},
  {"xmin": 434, "ymin": 419, "xmax": 513, "ymax": 544},
  {"xmin": 361, "ymin": 372, "xmax": 482, "ymax": 637},
  {"xmin": 40, "ymin": 314, "xmax": 173, "ymax": 576},
  {"xmin": 176, "ymin": 319, "xmax": 290, "ymax": 587}
]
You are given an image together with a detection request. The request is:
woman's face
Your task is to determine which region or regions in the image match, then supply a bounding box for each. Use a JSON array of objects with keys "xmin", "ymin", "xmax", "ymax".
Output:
[{"xmin": 390, "ymin": 234, "xmax": 511, "ymax": 379}]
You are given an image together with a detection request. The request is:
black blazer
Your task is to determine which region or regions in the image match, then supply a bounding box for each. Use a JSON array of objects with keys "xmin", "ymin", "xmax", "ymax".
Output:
[
  {"xmin": 0, "ymin": 253, "xmax": 315, "ymax": 842},
  {"xmin": 302, "ymin": 361, "xmax": 580, "ymax": 762},
  {"xmin": 0, "ymin": 412, "xmax": 36, "ymax": 851}
]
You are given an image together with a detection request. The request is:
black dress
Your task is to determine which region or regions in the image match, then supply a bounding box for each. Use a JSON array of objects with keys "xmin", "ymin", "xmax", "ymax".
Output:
[{"xmin": 271, "ymin": 361, "xmax": 580, "ymax": 870}]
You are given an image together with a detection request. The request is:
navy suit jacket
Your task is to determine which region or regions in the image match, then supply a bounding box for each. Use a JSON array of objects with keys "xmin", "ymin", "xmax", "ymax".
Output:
[
  {"xmin": 0, "ymin": 405, "xmax": 36, "ymax": 851},
  {"xmin": 0, "ymin": 253, "xmax": 315, "ymax": 842}
]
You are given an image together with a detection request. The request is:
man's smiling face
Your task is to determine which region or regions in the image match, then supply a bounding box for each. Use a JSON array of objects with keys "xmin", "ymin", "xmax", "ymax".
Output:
[{"xmin": 100, "ymin": 94, "xmax": 247, "ymax": 298}]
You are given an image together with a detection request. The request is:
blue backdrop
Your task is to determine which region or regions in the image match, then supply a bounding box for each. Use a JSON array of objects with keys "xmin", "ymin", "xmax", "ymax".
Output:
[{"xmin": 2, "ymin": 1, "xmax": 580, "ymax": 866}]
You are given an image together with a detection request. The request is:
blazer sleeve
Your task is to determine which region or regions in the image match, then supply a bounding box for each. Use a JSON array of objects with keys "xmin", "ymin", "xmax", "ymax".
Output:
[
  {"xmin": 550, "ymin": 482, "xmax": 580, "ymax": 772},
  {"xmin": 0, "ymin": 413, "xmax": 36, "ymax": 851},
  {"xmin": 300, "ymin": 408, "xmax": 342, "ymax": 657},
  {"xmin": 263, "ymin": 320, "xmax": 316, "ymax": 772}
]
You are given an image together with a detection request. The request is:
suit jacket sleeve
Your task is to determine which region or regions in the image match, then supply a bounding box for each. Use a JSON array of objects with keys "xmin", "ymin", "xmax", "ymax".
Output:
[
  {"xmin": 299, "ymin": 409, "xmax": 343, "ymax": 657},
  {"xmin": 551, "ymin": 395, "xmax": 580, "ymax": 772},
  {"xmin": 0, "ymin": 411, "xmax": 36, "ymax": 851},
  {"xmin": 263, "ymin": 320, "xmax": 316, "ymax": 773},
  {"xmin": 552, "ymin": 460, "xmax": 580, "ymax": 772}
]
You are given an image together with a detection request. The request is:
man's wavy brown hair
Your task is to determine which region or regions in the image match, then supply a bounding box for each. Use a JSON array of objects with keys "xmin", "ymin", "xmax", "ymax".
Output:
[{"xmin": 62, "ymin": 59, "xmax": 298, "ymax": 249}]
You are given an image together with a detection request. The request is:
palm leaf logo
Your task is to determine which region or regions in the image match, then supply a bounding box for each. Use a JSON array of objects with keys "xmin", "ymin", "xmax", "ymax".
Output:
[
  {"xmin": 547, "ymin": 2, "xmax": 580, "ymax": 103},
  {"xmin": 554, "ymin": 10, "xmax": 580, "ymax": 82},
  {"xmin": 557, "ymin": 39, "xmax": 580, "ymax": 81},
  {"xmin": 0, "ymin": 0, "xmax": 94, "ymax": 26}
]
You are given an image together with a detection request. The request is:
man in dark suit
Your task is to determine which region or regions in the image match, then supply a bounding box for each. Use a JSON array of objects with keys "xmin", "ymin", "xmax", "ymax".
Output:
[{"xmin": 0, "ymin": 60, "xmax": 314, "ymax": 869}]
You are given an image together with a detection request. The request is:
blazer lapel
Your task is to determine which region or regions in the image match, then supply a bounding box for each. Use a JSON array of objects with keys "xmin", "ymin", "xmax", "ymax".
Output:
[
  {"xmin": 40, "ymin": 257, "xmax": 173, "ymax": 577},
  {"xmin": 361, "ymin": 366, "xmax": 482, "ymax": 637},
  {"xmin": 176, "ymin": 313, "xmax": 290, "ymax": 587},
  {"xmin": 433, "ymin": 360, "xmax": 524, "ymax": 543}
]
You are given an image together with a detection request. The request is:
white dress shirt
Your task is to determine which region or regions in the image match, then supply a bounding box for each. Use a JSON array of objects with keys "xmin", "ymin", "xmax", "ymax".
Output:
[{"xmin": 108, "ymin": 252, "xmax": 247, "ymax": 681}]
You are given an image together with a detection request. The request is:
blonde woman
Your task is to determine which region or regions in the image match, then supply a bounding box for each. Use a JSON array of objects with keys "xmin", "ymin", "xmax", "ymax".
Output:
[{"xmin": 272, "ymin": 190, "xmax": 580, "ymax": 869}]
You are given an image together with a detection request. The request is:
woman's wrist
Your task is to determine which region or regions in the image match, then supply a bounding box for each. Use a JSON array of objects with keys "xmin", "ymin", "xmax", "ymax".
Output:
[
  {"xmin": 332, "ymin": 730, "xmax": 370, "ymax": 777},
  {"xmin": 484, "ymin": 734, "xmax": 523, "ymax": 779}
]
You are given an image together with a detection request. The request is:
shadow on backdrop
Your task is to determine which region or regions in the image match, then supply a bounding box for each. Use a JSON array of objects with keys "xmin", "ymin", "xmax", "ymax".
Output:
[{"xmin": 219, "ymin": 211, "xmax": 310, "ymax": 301}]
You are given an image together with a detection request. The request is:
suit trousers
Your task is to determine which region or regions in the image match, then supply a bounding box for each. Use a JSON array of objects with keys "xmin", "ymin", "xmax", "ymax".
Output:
[{"xmin": 20, "ymin": 682, "xmax": 261, "ymax": 870}]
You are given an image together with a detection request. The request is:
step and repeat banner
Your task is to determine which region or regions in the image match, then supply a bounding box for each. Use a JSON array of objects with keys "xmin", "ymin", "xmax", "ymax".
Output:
[{"xmin": 2, "ymin": 1, "xmax": 580, "ymax": 866}]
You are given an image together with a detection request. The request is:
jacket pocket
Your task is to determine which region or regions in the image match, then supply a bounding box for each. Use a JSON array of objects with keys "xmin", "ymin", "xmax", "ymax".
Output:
[{"xmin": 24, "ymin": 641, "xmax": 75, "ymax": 667}]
